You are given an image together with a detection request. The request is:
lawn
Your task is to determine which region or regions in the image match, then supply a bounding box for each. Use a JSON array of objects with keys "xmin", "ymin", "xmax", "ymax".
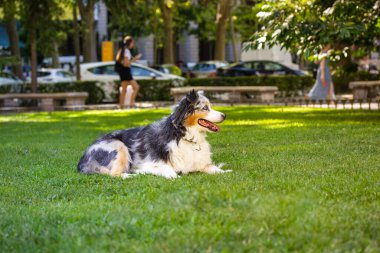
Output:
[{"xmin": 0, "ymin": 106, "xmax": 379, "ymax": 252}]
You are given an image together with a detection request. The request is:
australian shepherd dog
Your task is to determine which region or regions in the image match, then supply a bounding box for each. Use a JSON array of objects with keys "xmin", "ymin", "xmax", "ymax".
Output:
[{"xmin": 77, "ymin": 90, "xmax": 231, "ymax": 179}]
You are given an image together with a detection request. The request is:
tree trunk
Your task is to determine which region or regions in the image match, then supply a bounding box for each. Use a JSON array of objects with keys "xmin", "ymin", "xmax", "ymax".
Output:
[
  {"xmin": 73, "ymin": 4, "xmax": 81, "ymax": 80},
  {"xmin": 51, "ymin": 41, "xmax": 60, "ymax": 68},
  {"xmin": 78, "ymin": 0, "xmax": 96, "ymax": 63},
  {"xmin": 215, "ymin": 0, "xmax": 232, "ymax": 61},
  {"xmin": 30, "ymin": 21, "xmax": 38, "ymax": 93},
  {"xmin": 229, "ymin": 11, "xmax": 238, "ymax": 62},
  {"xmin": 162, "ymin": 1, "xmax": 174, "ymax": 64},
  {"xmin": 4, "ymin": 1, "xmax": 23, "ymax": 79}
]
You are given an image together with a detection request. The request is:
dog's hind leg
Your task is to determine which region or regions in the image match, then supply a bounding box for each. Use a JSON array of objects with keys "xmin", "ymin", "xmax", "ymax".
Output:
[
  {"xmin": 78, "ymin": 140, "xmax": 132, "ymax": 177},
  {"xmin": 109, "ymin": 141, "xmax": 131, "ymax": 177}
]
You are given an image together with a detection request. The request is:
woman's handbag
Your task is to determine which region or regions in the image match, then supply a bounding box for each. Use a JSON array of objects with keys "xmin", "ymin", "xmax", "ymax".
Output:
[{"xmin": 114, "ymin": 60, "xmax": 123, "ymax": 73}]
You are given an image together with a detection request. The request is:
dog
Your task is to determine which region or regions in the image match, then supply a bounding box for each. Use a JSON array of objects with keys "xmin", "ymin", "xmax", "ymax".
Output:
[{"xmin": 77, "ymin": 90, "xmax": 231, "ymax": 179}]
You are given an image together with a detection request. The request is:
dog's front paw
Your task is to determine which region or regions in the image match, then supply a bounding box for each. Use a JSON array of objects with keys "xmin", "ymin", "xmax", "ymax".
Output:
[
  {"xmin": 204, "ymin": 164, "xmax": 232, "ymax": 174},
  {"xmin": 121, "ymin": 173, "xmax": 137, "ymax": 179},
  {"xmin": 161, "ymin": 170, "xmax": 179, "ymax": 179}
]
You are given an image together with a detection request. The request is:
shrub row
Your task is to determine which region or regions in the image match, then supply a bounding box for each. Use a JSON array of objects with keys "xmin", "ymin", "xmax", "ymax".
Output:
[
  {"xmin": 113, "ymin": 79, "xmax": 183, "ymax": 101},
  {"xmin": 3, "ymin": 73, "xmax": 375, "ymax": 103},
  {"xmin": 332, "ymin": 71, "xmax": 380, "ymax": 93},
  {"xmin": 0, "ymin": 81, "xmax": 104, "ymax": 104},
  {"xmin": 186, "ymin": 75, "xmax": 315, "ymax": 97}
]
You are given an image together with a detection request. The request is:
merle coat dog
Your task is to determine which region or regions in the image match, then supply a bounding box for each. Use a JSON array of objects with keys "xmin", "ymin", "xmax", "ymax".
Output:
[{"xmin": 77, "ymin": 90, "xmax": 231, "ymax": 179}]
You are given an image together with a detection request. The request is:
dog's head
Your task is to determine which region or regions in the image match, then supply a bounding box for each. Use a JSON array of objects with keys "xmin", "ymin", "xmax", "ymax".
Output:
[{"xmin": 171, "ymin": 90, "xmax": 226, "ymax": 133}]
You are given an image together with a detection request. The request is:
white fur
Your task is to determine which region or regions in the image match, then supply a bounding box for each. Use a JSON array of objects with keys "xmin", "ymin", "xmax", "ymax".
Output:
[
  {"xmin": 134, "ymin": 162, "xmax": 178, "ymax": 179},
  {"xmin": 124, "ymin": 103, "xmax": 231, "ymax": 179},
  {"xmin": 203, "ymin": 108, "xmax": 225, "ymax": 124}
]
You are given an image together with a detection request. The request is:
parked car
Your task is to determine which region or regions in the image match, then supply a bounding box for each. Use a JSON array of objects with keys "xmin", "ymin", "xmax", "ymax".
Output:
[
  {"xmin": 0, "ymin": 71, "xmax": 23, "ymax": 92},
  {"xmin": 42, "ymin": 56, "xmax": 84, "ymax": 71},
  {"xmin": 26, "ymin": 68, "xmax": 75, "ymax": 84},
  {"xmin": 151, "ymin": 64, "xmax": 182, "ymax": 76},
  {"xmin": 190, "ymin": 61, "xmax": 228, "ymax": 78},
  {"xmin": 80, "ymin": 62, "xmax": 185, "ymax": 102},
  {"xmin": 80, "ymin": 62, "xmax": 185, "ymax": 82},
  {"xmin": 217, "ymin": 60, "xmax": 307, "ymax": 77},
  {"xmin": 177, "ymin": 62, "xmax": 196, "ymax": 78}
]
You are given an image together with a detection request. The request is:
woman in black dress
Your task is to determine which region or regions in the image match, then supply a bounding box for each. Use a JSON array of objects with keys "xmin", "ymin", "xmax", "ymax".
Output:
[{"xmin": 116, "ymin": 36, "xmax": 141, "ymax": 108}]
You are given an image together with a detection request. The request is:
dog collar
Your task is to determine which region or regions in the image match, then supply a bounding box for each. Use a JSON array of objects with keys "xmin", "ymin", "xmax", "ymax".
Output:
[{"xmin": 183, "ymin": 137, "xmax": 201, "ymax": 151}]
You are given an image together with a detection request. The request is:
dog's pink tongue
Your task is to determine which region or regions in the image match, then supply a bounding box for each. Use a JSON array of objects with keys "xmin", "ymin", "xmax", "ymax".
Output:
[
  {"xmin": 199, "ymin": 119, "xmax": 219, "ymax": 132},
  {"xmin": 211, "ymin": 124, "xmax": 220, "ymax": 132}
]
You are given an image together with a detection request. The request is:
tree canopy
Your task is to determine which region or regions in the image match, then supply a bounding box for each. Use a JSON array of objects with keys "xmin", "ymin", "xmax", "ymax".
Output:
[{"xmin": 247, "ymin": 0, "xmax": 380, "ymax": 59}]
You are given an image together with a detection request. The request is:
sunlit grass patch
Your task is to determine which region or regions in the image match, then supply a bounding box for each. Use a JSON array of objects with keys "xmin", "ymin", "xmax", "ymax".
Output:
[{"xmin": 0, "ymin": 106, "xmax": 379, "ymax": 252}]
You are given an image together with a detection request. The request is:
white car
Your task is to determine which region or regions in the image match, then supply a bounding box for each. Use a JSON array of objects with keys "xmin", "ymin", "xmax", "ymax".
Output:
[
  {"xmin": 80, "ymin": 62, "xmax": 185, "ymax": 102},
  {"xmin": 0, "ymin": 72, "xmax": 24, "ymax": 92},
  {"xmin": 27, "ymin": 68, "xmax": 75, "ymax": 84},
  {"xmin": 80, "ymin": 62, "xmax": 185, "ymax": 82}
]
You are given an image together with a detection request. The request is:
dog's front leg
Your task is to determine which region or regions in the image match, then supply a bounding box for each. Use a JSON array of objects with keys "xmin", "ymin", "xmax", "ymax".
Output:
[
  {"xmin": 202, "ymin": 163, "xmax": 232, "ymax": 174},
  {"xmin": 135, "ymin": 163, "xmax": 179, "ymax": 179}
]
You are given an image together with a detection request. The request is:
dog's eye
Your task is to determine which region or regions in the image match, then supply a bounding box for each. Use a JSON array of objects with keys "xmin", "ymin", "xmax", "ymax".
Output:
[{"xmin": 202, "ymin": 105, "xmax": 209, "ymax": 111}]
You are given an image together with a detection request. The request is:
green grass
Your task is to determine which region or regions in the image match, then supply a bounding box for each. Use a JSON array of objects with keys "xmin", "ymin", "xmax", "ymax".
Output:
[{"xmin": 0, "ymin": 106, "xmax": 379, "ymax": 252}]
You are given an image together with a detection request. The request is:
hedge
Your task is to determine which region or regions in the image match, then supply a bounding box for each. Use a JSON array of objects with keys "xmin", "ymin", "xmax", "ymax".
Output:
[
  {"xmin": 332, "ymin": 71, "xmax": 380, "ymax": 93},
  {"xmin": 185, "ymin": 75, "xmax": 315, "ymax": 97},
  {"xmin": 2, "ymin": 72, "xmax": 376, "ymax": 104},
  {"xmin": 0, "ymin": 81, "xmax": 105, "ymax": 104},
  {"xmin": 113, "ymin": 79, "xmax": 184, "ymax": 101}
]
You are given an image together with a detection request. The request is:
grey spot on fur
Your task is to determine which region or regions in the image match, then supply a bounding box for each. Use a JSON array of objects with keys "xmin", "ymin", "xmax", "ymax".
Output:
[{"xmin": 92, "ymin": 149, "xmax": 118, "ymax": 167}]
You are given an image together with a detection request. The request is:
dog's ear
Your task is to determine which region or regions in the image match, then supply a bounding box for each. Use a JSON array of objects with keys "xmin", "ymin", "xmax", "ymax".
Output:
[
  {"xmin": 186, "ymin": 89, "xmax": 199, "ymax": 105},
  {"xmin": 170, "ymin": 90, "xmax": 198, "ymax": 129}
]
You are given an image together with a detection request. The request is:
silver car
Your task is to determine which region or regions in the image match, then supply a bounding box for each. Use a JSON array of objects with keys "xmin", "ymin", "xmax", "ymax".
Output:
[{"xmin": 190, "ymin": 61, "xmax": 228, "ymax": 78}]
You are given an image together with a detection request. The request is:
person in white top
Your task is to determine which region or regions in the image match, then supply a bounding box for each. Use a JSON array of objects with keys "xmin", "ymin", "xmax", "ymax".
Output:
[{"xmin": 116, "ymin": 36, "xmax": 141, "ymax": 108}]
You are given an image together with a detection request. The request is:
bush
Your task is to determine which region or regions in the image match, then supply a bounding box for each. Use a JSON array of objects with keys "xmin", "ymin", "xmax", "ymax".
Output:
[
  {"xmin": 0, "ymin": 85, "xmax": 13, "ymax": 94},
  {"xmin": 185, "ymin": 75, "xmax": 315, "ymax": 97},
  {"xmin": 21, "ymin": 81, "xmax": 105, "ymax": 104},
  {"xmin": 332, "ymin": 71, "xmax": 380, "ymax": 93},
  {"xmin": 113, "ymin": 79, "xmax": 184, "ymax": 101}
]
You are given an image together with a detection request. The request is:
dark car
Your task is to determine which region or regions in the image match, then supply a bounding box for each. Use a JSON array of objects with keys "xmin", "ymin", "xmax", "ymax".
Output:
[{"xmin": 217, "ymin": 60, "xmax": 307, "ymax": 77}]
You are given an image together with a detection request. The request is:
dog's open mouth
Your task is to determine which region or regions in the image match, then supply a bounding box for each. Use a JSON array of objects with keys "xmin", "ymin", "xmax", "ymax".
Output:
[{"xmin": 198, "ymin": 119, "xmax": 220, "ymax": 132}]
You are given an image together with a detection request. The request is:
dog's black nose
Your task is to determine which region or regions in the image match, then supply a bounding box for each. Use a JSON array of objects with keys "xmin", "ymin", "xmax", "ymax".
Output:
[{"xmin": 222, "ymin": 113, "xmax": 226, "ymax": 120}]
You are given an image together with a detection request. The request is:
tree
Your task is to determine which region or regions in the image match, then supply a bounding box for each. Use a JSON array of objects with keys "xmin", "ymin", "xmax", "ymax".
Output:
[
  {"xmin": 159, "ymin": 0, "xmax": 174, "ymax": 64},
  {"xmin": 214, "ymin": 0, "xmax": 233, "ymax": 60},
  {"xmin": 77, "ymin": 0, "xmax": 96, "ymax": 62},
  {"xmin": 20, "ymin": 0, "xmax": 63, "ymax": 92},
  {"xmin": 247, "ymin": 0, "xmax": 380, "ymax": 59},
  {"xmin": 73, "ymin": 3, "xmax": 81, "ymax": 80},
  {"xmin": 106, "ymin": 0, "xmax": 193, "ymax": 64},
  {"xmin": 1, "ymin": 0, "xmax": 23, "ymax": 79}
]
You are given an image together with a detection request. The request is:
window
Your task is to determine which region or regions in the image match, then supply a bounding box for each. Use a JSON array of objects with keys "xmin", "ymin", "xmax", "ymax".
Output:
[
  {"xmin": 263, "ymin": 62, "xmax": 284, "ymax": 71},
  {"xmin": 193, "ymin": 63, "xmax": 216, "ymax": 71},
  {"xmin": 57, "ymin": 71, "xmax": 74, "ymax": 78},
  {"xmin": 0, "ymin": 72, "xmax": 14, "ymax": 79},
  {"xmin": 242, "ymin": 62, "xmax": 254, "ymax": 69},
  {"xmin": 88, "ymin": 65, "xmax": 117, "ymax": 75},
  {"xmin": 37, "ymin": 71, "xmax": 51, "ymax": 77},
  {"xmin": 131, "ymin": 66, "xmax": 157, "ymax": 77},
  {"xmin": 253, "ymin": 62, "xmax": 265, "ymax": 71}
]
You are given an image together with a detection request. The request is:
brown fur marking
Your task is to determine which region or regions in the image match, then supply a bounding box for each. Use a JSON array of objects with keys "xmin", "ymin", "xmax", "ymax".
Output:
[
  {"xmin": 110, "ymin": 144, "xmax": 129, "ymax": 177},
  {"xmin": 185, "ymin": 112, "xmax": 208, "ymax": 127}
]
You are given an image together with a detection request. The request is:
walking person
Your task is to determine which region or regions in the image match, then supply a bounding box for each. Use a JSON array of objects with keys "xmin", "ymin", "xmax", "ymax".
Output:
[
  {"xmin": 115, "ymin": 36, "xmax": 141, "ymax": 108},
  {"xmin": 308, "ymin": 45, "xmax": 336, "ymax": 101}
]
